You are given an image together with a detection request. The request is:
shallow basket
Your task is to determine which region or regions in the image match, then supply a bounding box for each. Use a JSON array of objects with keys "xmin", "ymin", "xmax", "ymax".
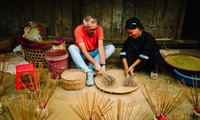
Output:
[
  {"xmin": 61, "ymin": 69, "xmax": 86, "ymax": 90},
  {"xmin": 22, "ymin": 46, "xmax": 51, "ymax": 67}
]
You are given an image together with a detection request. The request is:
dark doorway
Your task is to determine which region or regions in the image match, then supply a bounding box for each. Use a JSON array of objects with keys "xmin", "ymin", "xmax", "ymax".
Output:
[{"xmin": 181, "ymin": 0, "xmax": 200, "ymax": 40}]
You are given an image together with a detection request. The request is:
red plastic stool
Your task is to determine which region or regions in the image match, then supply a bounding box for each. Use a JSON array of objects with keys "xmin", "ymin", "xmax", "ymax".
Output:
[{"xmin": 16, "ymin": 63, "xmax": 39, "ymax": 91}]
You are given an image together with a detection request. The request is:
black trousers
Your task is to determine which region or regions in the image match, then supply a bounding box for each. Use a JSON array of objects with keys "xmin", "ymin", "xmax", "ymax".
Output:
[{"xmin": 126, "ymin": 50, "xmax": 163, "ymax": 73}]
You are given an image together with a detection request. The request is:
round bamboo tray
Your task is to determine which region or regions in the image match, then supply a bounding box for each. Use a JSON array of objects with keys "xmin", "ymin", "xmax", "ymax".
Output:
[
  {"xmin": 94, "ymin": 69, "xmax": 141, "ymax": 94},
  {"xmin": 61, "ymin": 69, "xmax": 86, "ymax": 90}
]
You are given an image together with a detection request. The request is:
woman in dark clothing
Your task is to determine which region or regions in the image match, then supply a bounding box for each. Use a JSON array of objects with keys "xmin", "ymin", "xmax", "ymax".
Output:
[{"xmin": 120, "ymin": 17, "xmax": 163, "ymax": 80}]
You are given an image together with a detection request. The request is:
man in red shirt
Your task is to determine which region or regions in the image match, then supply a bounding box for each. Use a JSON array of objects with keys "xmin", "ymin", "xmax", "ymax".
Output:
[{"xmin": 68, "ymin": 16, "xmax": 115, "ymax": 86}]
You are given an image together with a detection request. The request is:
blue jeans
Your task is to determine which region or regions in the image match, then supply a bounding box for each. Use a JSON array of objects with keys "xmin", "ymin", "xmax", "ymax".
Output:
[{"xmin": 68, "ymin": 44, "xmax": 115, "ymax": 73}]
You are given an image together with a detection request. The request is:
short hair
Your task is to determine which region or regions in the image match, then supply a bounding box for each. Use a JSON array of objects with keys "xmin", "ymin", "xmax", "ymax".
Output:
[{"xmin": 83, "ymin": 16, "xmax": 97, "ymax": 27}]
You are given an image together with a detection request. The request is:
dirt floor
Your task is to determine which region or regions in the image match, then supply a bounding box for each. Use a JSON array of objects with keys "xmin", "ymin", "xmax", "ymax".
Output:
[{"xmin": 0, "ymin": 48, "xmax": 200, "ymax": 120}]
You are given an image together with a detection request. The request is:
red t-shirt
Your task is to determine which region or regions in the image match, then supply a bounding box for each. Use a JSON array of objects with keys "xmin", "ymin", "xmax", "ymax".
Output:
[{"xmin": 74, "ymin": 24, "xmax": 104, "ymax": 51}]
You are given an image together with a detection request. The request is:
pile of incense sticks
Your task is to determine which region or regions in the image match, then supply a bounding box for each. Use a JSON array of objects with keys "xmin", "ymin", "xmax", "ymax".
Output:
[
  {"xmin": 70, "ymin": 92, "xmax": 114, "ymax": 120},
  {"xmin": 5, "ymin": 94, "xmax": 56, "ymax": 120},
  {"xmin": 171, "ymin": 111, "xmax": 191, "ymax": 120},
  {"xmin": 123, "ymin": 73, "xmax": 137, "ymax": 87},
  {"xmin": 6, "ymin": 64, "xmax": 59, "ymax": 119},
  {"xmin": 20, "ymin": 73, "xmax": 58, "ymax": 110},
  {"xmin": 178, "ymin": 77, "xmax": 200, "ymax": 116},
  {"xmin": 117, "ymin": 98, "xmax": 149, "ymax": 120},
  {"xmin": 71, "ymin": 92, "xmax": 149, "ymax": 120},
  {"xmin": 141, "ymin": 81, "xmax": 186, "ymax": 119},
  {"xmin": 102, "ymin": 71, "xmax": 117, "ymax": 86}
]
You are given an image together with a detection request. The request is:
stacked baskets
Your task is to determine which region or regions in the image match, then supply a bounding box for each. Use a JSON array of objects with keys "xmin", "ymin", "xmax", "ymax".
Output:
[
  {"xmin": 19, "ymin": 37, "xmax": 52, "ymax": 67},
  {"xmin": 22, "ymin": 47, "xmax": 51, "ymax": 67}
]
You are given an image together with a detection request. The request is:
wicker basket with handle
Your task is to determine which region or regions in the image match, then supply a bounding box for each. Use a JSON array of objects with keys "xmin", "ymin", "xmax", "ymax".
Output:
[{"xmin": 19, "ymin": 37, "xmax": 52, "ymax": 67}]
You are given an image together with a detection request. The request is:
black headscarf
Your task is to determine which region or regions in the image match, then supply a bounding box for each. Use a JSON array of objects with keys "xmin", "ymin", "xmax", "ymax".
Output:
[{"xmin": 125, "ymin": 17, "xmax": 144, "ymax": 30}]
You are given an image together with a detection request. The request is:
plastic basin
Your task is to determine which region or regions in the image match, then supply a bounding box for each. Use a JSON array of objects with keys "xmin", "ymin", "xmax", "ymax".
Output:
[{"xmin": 173, "ymin": 69, "xmax": 200, "ymax": 86}]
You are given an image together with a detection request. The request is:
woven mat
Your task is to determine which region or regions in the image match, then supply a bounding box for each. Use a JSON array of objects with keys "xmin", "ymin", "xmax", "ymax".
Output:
[{"xmin": 94, "ymin": 69, "xmax": 141, "ymax": 94}]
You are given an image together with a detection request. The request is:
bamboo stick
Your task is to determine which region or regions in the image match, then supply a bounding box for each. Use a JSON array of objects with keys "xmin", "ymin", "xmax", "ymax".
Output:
[{"xmin": 117, "ymin": 98, "xmax": 122, "ymax": 120}]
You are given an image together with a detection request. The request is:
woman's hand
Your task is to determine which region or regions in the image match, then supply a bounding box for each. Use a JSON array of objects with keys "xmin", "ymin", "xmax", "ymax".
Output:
[{"xmin": 128, "ymin": 66, "xmax": 135, "ymax": 77}]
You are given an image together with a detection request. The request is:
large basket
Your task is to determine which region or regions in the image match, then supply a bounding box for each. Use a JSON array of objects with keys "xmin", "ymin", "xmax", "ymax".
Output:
[
  {"xmin": 22, "ymin": 46, "xmax": 51, "ymax": 67},
  {"xmin": 61, "ymin": 69, "xmax": 86, "ymax": 90}
]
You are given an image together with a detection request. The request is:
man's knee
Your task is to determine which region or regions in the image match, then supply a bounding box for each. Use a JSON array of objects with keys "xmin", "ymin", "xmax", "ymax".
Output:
[
  {"xmin": 106, "ymin": 44, "xmax": 115, "ymax": 54},
  {"xmin": 68, "ymin": 44, "xmax": 77, "ymax": 52}
]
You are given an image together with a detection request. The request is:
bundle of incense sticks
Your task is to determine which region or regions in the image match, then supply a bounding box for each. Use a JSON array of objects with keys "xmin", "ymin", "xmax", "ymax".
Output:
[
  {"xmin": 19, "ymin": 64, "xmax": 58, "ymax": 118},
  {"xmin": 123, "ymin": 73, "xmax": 137, "ymax": 87},
  {"xmin": 102, "ymin": 71, "xmax": 117, "ymax": 86},
  {"xmin": 117, "ymin": 98, "xmax": 149, "ymax": 120},
  {"xmin": 178, "ymin": 77, "xmax": 200, "ymax": 116},
  {"xmin": 5, "ymin": 94, "xmax": 55, "ymax": 120},
  {"xmin": 141, "ymin": 81, "xmax": 186, "ymax": 119},
  {"xmin": 171, "ymin": 111, "xmax": 190, "ymax": 120},
  {"xmin": 70, "ymin": 92, "xmax": 114, "ymax": 120}
]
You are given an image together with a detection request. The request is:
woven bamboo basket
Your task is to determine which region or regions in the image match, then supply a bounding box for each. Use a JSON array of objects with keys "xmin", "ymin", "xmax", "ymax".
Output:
[
  {"xmin": 22, "ymin": 46, "xmax": 51, "ymax": 67},
  {"xmin": 61, "ymin": 69, "xmax": 86, "ymax": 90}
]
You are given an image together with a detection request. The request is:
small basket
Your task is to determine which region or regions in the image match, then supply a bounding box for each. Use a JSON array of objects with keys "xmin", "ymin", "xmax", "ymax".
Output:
[
  {"xmin": 61, "ymin": 69, "xmax": 86, "ymax": 90},
  {"xmin": 22, "ymin": 46, "xmax": 51, "ymax": 67}
]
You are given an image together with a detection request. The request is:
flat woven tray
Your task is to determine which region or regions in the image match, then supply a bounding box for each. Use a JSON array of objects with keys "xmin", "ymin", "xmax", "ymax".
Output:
[
  {"xmin": 164, "ymin": 54, "xmax": 200, "ymax": 72},
  {"xmin": 94, "ymin": 69, "xmax": 141, "ymax": 94}
]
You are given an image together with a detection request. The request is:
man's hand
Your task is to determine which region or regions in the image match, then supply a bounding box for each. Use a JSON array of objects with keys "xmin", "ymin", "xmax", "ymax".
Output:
[
  {"xmin": 100, "ymin": 66, "xmax": 106, "ymax": 73},
  {"xmin": 94, "ymin": 62, "xmax": 101, "ymax": 73}
]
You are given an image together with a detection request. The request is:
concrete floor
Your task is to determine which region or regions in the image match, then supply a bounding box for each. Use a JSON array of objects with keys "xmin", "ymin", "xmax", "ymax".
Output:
[{"xmin": 0, "ymin": 48, "xmax": 200, "ymax": 120}]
